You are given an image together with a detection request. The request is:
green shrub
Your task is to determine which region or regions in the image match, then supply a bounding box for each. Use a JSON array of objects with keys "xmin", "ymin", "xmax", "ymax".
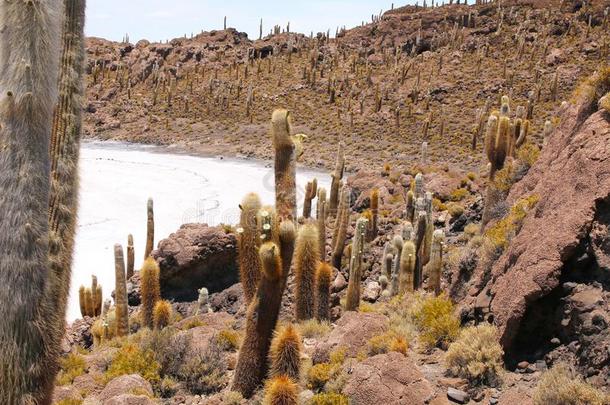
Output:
[
  {"xmin": 408, "ymin": 293, "xmax": 460, "ymax": 349},
  {"xmin": 297, "ymin": 319, "xmax": 332, "ymax": 338},
  {"xmin": 138, "ymin": 328, "xmax": 191, "ymax": 378},
  {"xmin": 311, "ymin": 392, "xmax": 350, "ymax": 405},
  {"xmin": 533, "ymin": 363, "xmax": 609, "ymax": 405},
  {"xmin": 178, "ymin": 339, "xmax": 227, "ymax": 395},
  {"xmin": 105, "ymin": 343, "xmax": 161, "ymax": 384},
  {"xmin": 445, "ymin": 324, "xmax": 504, "ymax": 385},
  {"xmin": 56, "ymin": 352, "xmax": 87, "ymax": 385},
  {"xmin": 158, "ymin": 376, "xmax": 179, "ymax": 398}
]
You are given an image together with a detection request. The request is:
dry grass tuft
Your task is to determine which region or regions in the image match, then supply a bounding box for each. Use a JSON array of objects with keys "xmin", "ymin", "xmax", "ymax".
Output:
[{"xmin": 533, "ymin": 363, "xmax": 609, "ymax": 405}]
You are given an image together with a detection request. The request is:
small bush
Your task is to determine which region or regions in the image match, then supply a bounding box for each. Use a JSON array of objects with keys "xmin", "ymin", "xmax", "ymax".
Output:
[
  {"xmin": 408, "ymin": 293, "xmax": 460, "ymax": 349},
  {"xmin": 450, "ymin": 188, "xmax": 469, "ymax": 201},
  {"xmin": 55, "ymin": 400, "xmax": 83, "ymax": 405},
  {"xmin": 307, "ymin": 363, "xmax": 333, "ymax": 390},
  {"xmin": 105, "ymin": 344, "xmax": 160, "ymax": 384},
  {"xmin": 463, "ymin": 223, "xmax": 480, "ymax": 240},
  {"xmin": 158, "ymin": 376, "xmax": 179, "ymax": 398},
  {"xmin": 445, "ymin": 324, "xmax": 504, "ymax": 385},
  {"xmin": 216, "ymin": 329, "xmax": 240, "ymax": 351},
  {"xmin": 466, "ymin": 172, "xmax": 477, "ymax": 181},
  {"xmin": 485, "ymin": 194, "xmax": 539, "ymax": 251},
  {"xmin": 139, "ymin": 328, "xmax": 191, "ymax": 379},
  {"xmin": 433, "ymin": 198, "xmax": 448, "ymax": 211},
  {"xmin": 447, "ymin": 203, "xmax": 464, "ymax": 218},
  {"xmin": 311, "ymin": 392, "xmax": 350, "ymax": 405},
  {"xmin": 178, "ymin": 339, "xmax": 227, "ymax": 395},
  {"xmin": 297, "ymin": 319, "xmax": 332, "ymax": 338},
  {"xmin": 533, "ymin": 363, "xmax": 609, "ymax": 405},
  {"xmin": 329, "ymin": 346, "xmax": 347, "ymax": 365},
  {"xmin": 367, "ymin": 331, "xmax": 409, "ymax": 356},
  {"xmin": 222, "ymin": 391, "xmax": 244, "ymax": 405},
  {"xmin": 56, "ymin": 352, "xmax": 87, "ymax": 385},
  {"xmin": 182, "ymin": 318, "xmax": 204, "ymax": 329},
  {"xmin": 516, "ymin": 143, "xmax": 540, "ymax": 172}
]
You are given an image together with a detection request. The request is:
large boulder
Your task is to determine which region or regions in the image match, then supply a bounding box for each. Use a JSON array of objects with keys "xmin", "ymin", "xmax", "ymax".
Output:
[
  {"xmin": 153, "ymin": 224, "xmax": 237, "ymax": 301},
  {"xmin": 342, "ymin": 352, "xmax": 436, "ymax": 405},
  {"xmin": 95, "ymin": 374, "xmax": 153, "ymax": 403},
  {"xmin": 470, "ymin": 72, "xmax": 610, "ymax": 371}
]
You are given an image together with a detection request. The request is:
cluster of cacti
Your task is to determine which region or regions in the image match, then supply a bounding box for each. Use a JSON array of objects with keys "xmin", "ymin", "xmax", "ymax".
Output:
[
  {"xmin": 331, "ymin": 187, "xmax": 351, "ymax": 270},
  {"xmin": 144, "ymin": 197, "xmax": 155, "ymax": 259},
  {"xmin": 294, "ymin": 224, "xmax": 320, "ymax": 321},
  {"xmin": 345, "ymin": 217, "xmax": 369, "ymax": 311},
  {"xmin": 141, "ymin": 256, "xmax": 161, "ymax": 328},
  {"xmin": 0, "ymin": 0, "xmax": 87, "ymax": 402},
  {"xmin": 302, "ymin": 178, "xmax": 318, "ymax": 218},
  {"xmin": 78, "ymin": 276, "xmax": 103, "ymax": 318}
]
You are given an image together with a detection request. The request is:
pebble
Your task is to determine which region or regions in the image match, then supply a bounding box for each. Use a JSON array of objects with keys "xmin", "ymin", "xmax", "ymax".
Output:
[{"xmin": 447, "ymin": 387, "xmax": 470, "ymax": 404}]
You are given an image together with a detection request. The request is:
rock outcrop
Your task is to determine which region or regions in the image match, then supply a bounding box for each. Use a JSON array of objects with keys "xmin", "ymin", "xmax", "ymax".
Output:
[{"xmin": 153, "ymin": 224, "xmax": 238, "ymax": 301}]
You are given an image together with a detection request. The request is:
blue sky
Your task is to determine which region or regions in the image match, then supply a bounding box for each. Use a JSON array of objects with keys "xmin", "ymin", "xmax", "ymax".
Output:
[{"xmin": 86, "ymin": 0, "xmax": 398, "ymax": 42}]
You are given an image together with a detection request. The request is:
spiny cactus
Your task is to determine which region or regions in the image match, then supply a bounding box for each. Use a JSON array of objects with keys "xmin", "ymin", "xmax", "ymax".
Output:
[
  {"xmin": 329, "ymin": 142, "xmax": 345, "ymax": 215},
  {"xmin": 399, "ymin": 241, "xmax": 417, "ymax": 294},
  {"xmin": 414, "ymin": 173, "xmax": 425, "ymax": 199},
  {"xmin": 259, "ymin": 205, "xmax": 280, "ymax": 246},
  {"xmin": 269, "ymin": 324, "xmax": 302, "ymax": 381},
  {"xmin": 279, "ymin": 220, "xmax": 296, "ymax": 292},
  {"xmin": 263, "ymin": 375, "xmax": 299, "ymax": 405},
  {"xmin": 126, "ymin": 234, "xmax": 135, "ymax": 279},
  {"xmin": 153, "ymin": 300, "xmax": 172, "ymax": 330},
  {"xmin": 427, "ymin": 230, "xmax": 445, "ymax": 296},
  {"xmin": 413, "ymin": 211, "xmax": 428, "ymax": 290},
  {"xmin": 144, "ymin": 197, "xmax": 155, "ymax": 259},
  {"xmin": 368, "ymin": 188, "xmax": 379, "ymax": 241},
  {"xmin": 346, "ymin": 217, "xmax": 368, "ymax": 311},
  {"xmin": 295, "ymin": 224, "xmax": 320, "ymax": 321},
  {"xmin": 406, "ymin": 190, "xmax": 415, "ymax": 223},
  {"xmin": 141, "ymin": 256, "xmax": 161, "ymax": 328},
  {"xmin": 331, "ymin": 188, "xmax": 350, "ymax": 270},
  {"xmin": 238, "ymin": 193, "xmax": 263, "ymax": 304},
  {"xmin": 79, "ymin": 275, "xmax": 103, "ymax": 318},
  {"xmin": 302, "ymin": 178, "xmax": 317, "ymax": 219},
  {"xmin": 485, "ymin": 113, "xmax": 509, "ymax": 180},
  {"xmin": 382, "ymin": 242, "xmax": 395, "ymax": 280},
  {"xmin": 315, "ymin": 262, "xmax": 333, "ymax": 321},
  {"xmin": 390, "ymin": 234, "xmax": 404, "ymax": 295},
  {"xmin": 232, "ymin": 229, "xmax": 293, "ymax": 398},
  {"xmin": 272, "ymin": 109, "xmax": 297, "ymax": 221},
  {"xmin": 317, "ymin": 187, "xmax": 327, "ymax": 261},
  {"xmin": 114, "ymin": 244, "xmax": 129, "ymax": 337},
  {"xmin": 196, "ymin": 287, "xmax": 211, "ymax": 315}
]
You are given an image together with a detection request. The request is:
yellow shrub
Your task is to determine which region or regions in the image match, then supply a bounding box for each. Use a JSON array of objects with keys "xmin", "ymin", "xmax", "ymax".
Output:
[
  {"xmin": 216, "ymin": 329, "xmax": 240, "ymax": 351},
  {"xmin": 367, "ymin": 331, "xmax": 409, "ymax": 356},
  {"xmin": 445, "ymin": 324, "xmax": 504, "ymax": 385},
  {"xmin": 408, "ymin": 293, "xmax": 460, "ymax": 349},
  {"xmin": 329, "ymin": 346, "xmax": 347, "ymax": 365},
  {"xmin": 466, "ymin": 172, "xmax": 477, "ymax": 181},
  {"xmin": 182, "ymin": 318, "xmax": 204, "ymax": 329},
  {"xmin": 56, "ymin": 353, "xmax": 86, "ymax": 386},
  {"xmin": 492, "ymin": 163, "xmax": 515, "ymax": 193},
  {"xmin": 447, "ymin": 203, "xmax": 464, "ymax": 218},
  {"xmin": 516, "ymin": 143, "xmax": 540, "ymax": 169},
  {"xmin": 105, "ymin": 343, "xmax": 160, "ymax": 384},
  {"xmin": 450, "ymin": 188, "xmax": 469, "ymax": 201},
  {"xmin": 55, "ymin": 400, "xmax": 83, "ymax": 405},
  {"xmin": 433, "ymin": 198, "xmax": 447, "ymax": 211},
  {"xmin": 485, "ymin": 194, "xmax": 540, "ymax": 250},
  {"xmin": 534, "ymin": 363, "xmax": 609, "ymax": 405},
  {"xmin": 311, "ymin": 393, "xmax": 350, "ymax": 405},
  {"xmin": 298, "ymin": 319, "xmax": 332, "ymax": 338},
  {"xmin": 307, "ymin": 363, "xmax": 333, "ymax": 390}
]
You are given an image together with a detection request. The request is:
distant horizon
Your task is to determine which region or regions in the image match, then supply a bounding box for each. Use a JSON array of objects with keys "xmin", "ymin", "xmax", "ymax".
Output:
[{"xmin": 85, "ymin": 0, "xmax": 402, "ymax": 43}]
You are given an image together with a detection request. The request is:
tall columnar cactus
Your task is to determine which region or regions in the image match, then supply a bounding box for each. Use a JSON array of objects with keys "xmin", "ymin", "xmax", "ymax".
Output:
[
  {"xmin": 114, "ymin": 244, "xmax": 129, "ymax": 337},
  {"xmin": 413, "ymin": 211, "xmax": 428, "ymax": 290},
  {"xmin": 331, "ymin": 188, "xmax": 350, "ymax": 270},
  {"xmin": 196, "ymin": 287, "xmax": 210, "ymax": 315},
  {"xmin": 302, "ymin": 178, "xmax": 317, "ymax": 218},
  {"xmin": 144, "ymin": 198, "xmax": 155, "ymax": 259},
  {"xmin": 237, "ymin": 193, "xmax": 263, "ymax": 304},
  {"xmin": 485, "ymin": 114, "xmax": 509, "ymax": 180},
  {"xmin": 79, "ymin": 275, "xmax": 103, "ymax": 318},
  {"xmin": 399, "ymin": 241, "xmax": 417, "ymax": 294},
  {"xmin": 232, "ymin": 241, "xmax": 286, "ymax": 398},
  {"xmin": 279, "ymin": 220, "xmax": 296, "ymax": 293},
  {"xmin": 126, "ymin": 234, "xmax": 135, "ymax": 279},
  {"xmin": 259, "ymin": 205, "xmax": 280, "ymax": 246},
  {"xmin": 390, "ymin": 235, "xmax": 403, "ymax": 295},
  {"xmin": 294, "ymin": 224, "xmax": 320, "ymax": 321},
  {"xmin": 141, "ymin": 256, "xmax": 161, "ymax": 328},
  {"xmin": 315, "ymin": 262, "xmax": 332, "ymax": 321},
  {"xmin": 345, "ymin": 217, "xmax": 368, "ymax": 311},
  {"xmin": 269, "ymin": 324, "xmax": 302, "ymax": 381},
  {"xmin": 414, "ymin": 173, "xmax": 425, "ymax": 200},
  {"xmin": 382, "ymin": 242, "xmax": 395, "ymax": 280},
  {"xmin": 427, "ymin": 230, "xmax": 445, "ymax": 296},
  {"xmin": 368, "ymin": 188, "xmax": 379, "ymax": 241},
  {"xmin": 317, "ymin": 187, "xmax": 327, "ymax": 261},
  {"xmin": 0, "ymin": 0, "xmax": 85, "ymax": 402},
  {"xmin": 153, "ymin": 300, "xmax": 172, "ymax": 330},
  {"xmin": 329, "ymin": 142, "xmax": 345, "ymax": 215},
  {"xmin": 263, "ymin": 376, "xmax": 299, "ymax": 405},
  {"xmin": 406, "ymin": 190, "xmax": 415, "ymax": 223},
  {"xmin": 272, "ymin": 109, "xmax": 297, "ymax": 221}
]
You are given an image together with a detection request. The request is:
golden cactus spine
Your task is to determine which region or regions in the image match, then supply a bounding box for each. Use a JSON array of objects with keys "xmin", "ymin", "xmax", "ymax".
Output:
[
  {"xmin": 329, "ymin": 142, "xmax": 345, "ymax": 215},
  {"xmin": 144, "ymin": 197, "xmax": 155, "ymax": 259},
  {"xmin": 238, "ymin": 193, "xmax": 263, "ymax": 304},
  {"xmin": 126, "ymin": 234, "xmax": 135, "ymax": 279},
  {"xmin": 399, "ymin": 241, "xmax": 416, "ymax": 294},
  {"xmin": 114, "ymin": 244, "xmax": 129, "ymax": 337},
  {"xmin": 302, "ymin": 178, "xmax": 317, "ymax": 218},
  {"xmin": 315, "ymin": 262, "xmax": 333, "ymax": 321},
  {"xmin": 272, "ymin": 109, "xmax": 297, "ymax": 221},
  {"xmin": 141, "ymin": 256, "xmax": 161, "ymax": 328},
  {"xmin": 345, "ymin": 217, "xmax": 368, "ymax": 311},
  {"xmin": 263, "ymin": 376, "xmax": 299, "ymax": 405},
  {"xmin": 317, "ymin": 187, "xmax": 327, "ymax": 261},
  {"xmin": 331, "ymin": 188, "xmax": 350, "ymax": 270},
  {"xmin": 153, "ymin": 300, "xmax": 172, "ymax": 330},
  {"xmin": 279, "ymin": 220, "xmax": 296, "ymax": 292},
  {"xmin": 269, "ymin": 324, "xmax": 302, "ymax": 381},
  {"xmin": 295, "ymin": 224, "xmax": 320, "ymax": 321}
]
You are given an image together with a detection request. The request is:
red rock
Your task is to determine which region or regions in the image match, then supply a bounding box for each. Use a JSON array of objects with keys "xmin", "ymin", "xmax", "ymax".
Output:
[{"xmin": 96, "ymin": 374, "xmax": 153, "ymax": 402}]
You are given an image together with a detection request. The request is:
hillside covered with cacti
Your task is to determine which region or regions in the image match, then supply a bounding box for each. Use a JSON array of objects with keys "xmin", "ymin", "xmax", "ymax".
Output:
[{"xmin": 0, "ymin": 0, "xmax": 609, "ymax": 405}]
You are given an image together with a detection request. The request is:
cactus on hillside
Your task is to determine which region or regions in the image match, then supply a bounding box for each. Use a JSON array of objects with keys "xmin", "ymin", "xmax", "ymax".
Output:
[
  {"xmin": 269, "ymin": 324, "xmax": 302, "ymax": 381},
  {"xmin": 279, "ymin": 220, "xmax": 296, "ymax": 292},
  {"xmin": 144, "ymin": 198, "xmax": 155, "ymax": 259},
  {"xmin": 331, "ymin": 188, "xmax": 350, "ymax": 270},
  {"xmin": 295, "ymin": 224, "xmax": 320, "ymax": 321},
  {"xmin": 399, "ymin": 241, "xmax": 417, "ymax": 294},
  {"xmin": 317, "ymin": 187, "xmax": 327, "ymax": 261},
  {"xmin": 238, "ymin": 193, "xmax": 263, "ymax": 304},
  {"xmin": 126, "ymin": 234, "xmax": 135, "ymax": 279},
  {"xmin": 368, "ymin": 189, "xmax": 379, "ymax": 241},
  {"xmin": 263, "ymin": 375, "xmax": 299, "ymax": 405},
  {"xmin": 406, "ymin": 190, "xmax": 415, "ymax": 223},
  {"xmin": 272, "ymin": 109, "xmax": 297, "ymax": 221},
  {"xmin": 302, "ymin": 178, "xmax": 317, "ymax": 219},
  {"xmin": 329, "ymin": 142, "xmax": 345, "ymax": 215},
  {"xmin": 390, "ymin": 234, "xmax": 404, "ymax": 295},
  {"xmin": 141, "ymin": 256, "xmax": 161, "ymax": 328},
  {"xmin": 382, "ymin": 242, "xmax": 395, "ymax": 280},
  {"xmin": 114, "ymin": 244, "xmax": 129, "ymax": 337},
  {"xmin": 153, "ymin": 300, "xmax": 172, "ymax": 330},
  {"xmin": 427, "ymin": 230, "xmax": 445, "ymax": 295},
  {"xmin": 196, "ymin": 287, "xmax": 211, "ymax": 315},
  {"xmin": 315, "ymin": 262, "xmax": 333, "ymax": 321},
  {"xmin": 413, "ymin": 211, "xmax": 428, "ymax": 290},
  {"xmin": 345, "ymin": 217, "xmax": 368, "ymax": 311}
]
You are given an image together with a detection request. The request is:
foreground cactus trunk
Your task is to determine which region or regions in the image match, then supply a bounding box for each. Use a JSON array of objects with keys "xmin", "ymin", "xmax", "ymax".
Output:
[
  {"xmin": 0, "ymin": 0, "xmax": 86, "ymax": 403},
  {"xmin": 272, "ymin": 109, "xmax": 297, "ymax": 221}
]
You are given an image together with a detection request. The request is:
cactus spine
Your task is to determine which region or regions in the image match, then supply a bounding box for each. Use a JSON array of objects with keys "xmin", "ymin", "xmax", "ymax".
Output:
[
  {"xmin": 263, "ymin": 376, "xmax": 299, "ymax": 405},
  {"xmin": 345, "ymin": 217, "xmax": 368, "ymax": 311},
  {"xmin": 141, "ymin": 256, "xmax": 161, "ymax": 328},
  {"xmin": 399, "ymin": 241, "xmax": 416, "ymax": 294},
  {"xmin": 114, "ymin": 244, "xmax": 129, "ymax": 337},
  {"xmin": 302, "ymin": 178, "xmax": 317, "ymax": 218},
  {"xmin": 126, "ymin": 234, "xmax": 135, "ymax": 279},
  {"xmin": 144, "ymin": 197, "xmax": 154, "ymax": 259},
  {"xmin": 329, "ymin": 142, "xmax": 345, "ymax": 215},
  {"xmin": 238, "ymin": 193, "xmax": 263, "ymax": 304},
  {"xmin": 153, "ymin": 300, "xmax": 172, "ymax": 330},
  {"xmin": 427, "ymin": 230, "xmax": 445, "ymax": 295},
  {"xmin": 317, "ymin": 187, "xmax": 327, "ymax": 261},
  {"xmin": 295, "ymin": 224, "xmax": 320, "ymax": 321},
  {"xmin": 269, "ymin": 324, "xmax": 302, "ymax": 381},
  {"xmin": 272, "ymin": 109, "xmax": 297, "ymax": 221},
  {"xmin": 315, "ymin": 262, "xmax": 333, "ymax": 321}
]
